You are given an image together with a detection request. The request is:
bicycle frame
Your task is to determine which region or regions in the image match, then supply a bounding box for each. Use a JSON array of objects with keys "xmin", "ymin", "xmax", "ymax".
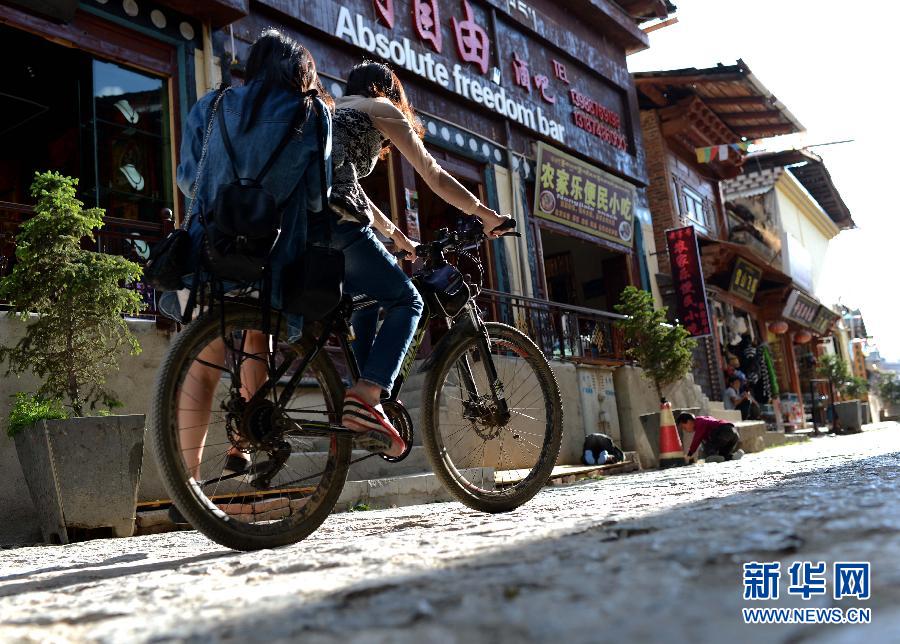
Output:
[{"xmin": 217, "ymin": 226, "xmax": 513, "ymax": 444}]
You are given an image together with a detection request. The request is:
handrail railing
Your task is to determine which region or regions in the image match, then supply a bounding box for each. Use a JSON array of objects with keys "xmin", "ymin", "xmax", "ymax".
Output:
[
  {"xmin": 0, "ymin": 203, "xmax": 173, "ymax": 318},
  {"xmin": 476, "ymin": 288, "xmax": 628, "ymax": 364}
]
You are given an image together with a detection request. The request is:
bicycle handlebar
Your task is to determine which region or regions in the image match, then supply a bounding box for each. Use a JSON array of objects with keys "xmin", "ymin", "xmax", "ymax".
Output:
[{"xmin": 415, "ymin": 219, "xmax": 519, "ymax": 261}]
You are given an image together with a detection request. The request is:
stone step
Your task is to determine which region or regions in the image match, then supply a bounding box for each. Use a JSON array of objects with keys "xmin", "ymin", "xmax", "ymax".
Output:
[
  {"xmin": 763, "ymin": 431, "xmax": 811, "ymax": 449},
  {"xmin": 710, "ymin": 409, "xmax": 743, "ymax": 423},
  {"xmin": 733, "ymin": 420, "xmax": 767, "ymax": 453},
  {"xmin": 334, "ymin": 467, "xmax": 492, "ymax": 512},
  {"xmin": 707, "ymin": 400, "xmax": 726, "ymax": 411},
  {"xmin": 270, "ymin": 446, "xmax": 433, "ymax": 486}
]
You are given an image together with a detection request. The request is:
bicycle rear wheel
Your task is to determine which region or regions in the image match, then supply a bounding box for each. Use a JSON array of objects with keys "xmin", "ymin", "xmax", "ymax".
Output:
[
  {"xmin": 150, "ymin": 304, "xmax": 351, "ymax": 551},
  {"xmin": 421, "ymin": 321, "xmax": 562, "ymax": 513}
]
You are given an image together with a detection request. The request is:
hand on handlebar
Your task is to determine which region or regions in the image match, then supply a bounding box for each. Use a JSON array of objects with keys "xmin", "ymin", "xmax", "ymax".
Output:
[
  {"xmin": 478, "ymin": 208, "xmax": 514, "ymax": 239},
  {"xmin": 392, "ymin": 231, "xmax": 419, "ymax": 258}
]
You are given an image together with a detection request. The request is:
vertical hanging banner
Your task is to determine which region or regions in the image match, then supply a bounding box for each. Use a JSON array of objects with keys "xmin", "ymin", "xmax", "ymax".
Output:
[{"xmin": 666, "ymin": 225, "xmax": 712, "ymax": 337}]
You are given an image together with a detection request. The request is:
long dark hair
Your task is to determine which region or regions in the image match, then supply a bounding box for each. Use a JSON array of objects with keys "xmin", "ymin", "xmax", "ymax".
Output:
[
  {"xmin": 241, "ymin": 28, "xmax": 333, "ymax": 130},
  {"xmin": 345, "ymin": 61, "xmax": 424, "ymax": 152}
]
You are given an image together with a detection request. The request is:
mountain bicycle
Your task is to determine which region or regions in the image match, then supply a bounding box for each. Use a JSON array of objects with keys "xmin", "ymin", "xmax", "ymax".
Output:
[{"xmin": 150, "ymin": 219, "xmax": 563, "ymax": 551}]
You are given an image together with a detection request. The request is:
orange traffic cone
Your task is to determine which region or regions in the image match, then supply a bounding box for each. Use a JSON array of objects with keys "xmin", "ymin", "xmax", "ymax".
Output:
[{"xmin": 658, "ymin": 398, "xmax": 685, "ymax": 468}]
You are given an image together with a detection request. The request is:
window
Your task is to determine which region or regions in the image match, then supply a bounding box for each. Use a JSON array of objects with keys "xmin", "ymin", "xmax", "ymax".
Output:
[
  {"xmin": 682, "ymin": 185, "xmax": 707, "ymax": 228},
  {"xmin": 91, "ymin": 60, "xmax": 172, "ymax": 223}
]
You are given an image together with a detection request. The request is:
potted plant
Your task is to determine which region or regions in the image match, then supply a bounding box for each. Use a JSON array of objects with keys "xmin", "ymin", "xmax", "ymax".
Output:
[
  {"xmin": 816, "ymin": 354, "xmax": 862, "ymax": 433},
  {"xmin": 843, "ymin": 375, "xmax": 871, "ymax": 425},
  {"xmin": 0, "ymin": 172, "xmax": 146, "ymax": 543},
  {"xmin": 878, "ymin": 373, "xmax": 900, "ymax": 421},
  {"xmin": 614, "ymin": 286, "xmax": 696, "ymax": 467}
]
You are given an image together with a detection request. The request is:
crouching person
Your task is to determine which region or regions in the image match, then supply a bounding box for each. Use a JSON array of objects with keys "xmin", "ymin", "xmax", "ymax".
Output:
[
  {"xmin": 676, "ymin": 413, "xmax": 745, "ymax": 463},
  {"xmin": 582, "ymin": 432, "xmax": 625, "ymax": 466}
]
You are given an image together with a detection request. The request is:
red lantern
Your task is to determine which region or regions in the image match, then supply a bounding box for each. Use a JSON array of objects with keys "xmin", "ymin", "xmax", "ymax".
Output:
[
  {"xmin": 768, "ymin": 320, "xmax": 789, "ymax": 335},
  {"xmin": 794, "ymin": 330, "xmax": 812, "ymax": 344}
]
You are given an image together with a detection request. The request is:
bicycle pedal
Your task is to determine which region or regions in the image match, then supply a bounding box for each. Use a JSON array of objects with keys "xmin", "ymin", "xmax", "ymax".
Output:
[{"xmin": 353, "ymin": 430, "xmax": 392, "ymax": 453}]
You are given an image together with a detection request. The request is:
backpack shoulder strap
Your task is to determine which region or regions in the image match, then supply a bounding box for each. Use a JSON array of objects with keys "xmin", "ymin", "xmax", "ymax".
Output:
[
  {"xmin": 255, "ymin": 99, "xmax": 310, "ymax": 184},
  {"xmin": 217, "ymin": 104, "xmax": 241, "ymax": 180}
]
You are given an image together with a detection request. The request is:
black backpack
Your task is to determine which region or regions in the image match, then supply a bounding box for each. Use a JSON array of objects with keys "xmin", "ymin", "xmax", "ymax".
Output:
[{"xmin": 201, "ymin": 101, "xmax": 309, "ymax": 283}]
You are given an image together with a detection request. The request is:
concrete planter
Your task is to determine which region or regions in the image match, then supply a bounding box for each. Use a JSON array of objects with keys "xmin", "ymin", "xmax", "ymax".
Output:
[
  {"xmin": 13, "ymin": 414, "xmax": 145, "ymax": 544},
  {"xmin": 860, "ymin": 401, "xmax": 871, "ymax": 425},
  {"xmin": 833, "ymin": 401, "xmax": 863, "ymax": 434},
  {"xmin": 881, "ymin": 403, "xmax": 900, "ymax": 422}
]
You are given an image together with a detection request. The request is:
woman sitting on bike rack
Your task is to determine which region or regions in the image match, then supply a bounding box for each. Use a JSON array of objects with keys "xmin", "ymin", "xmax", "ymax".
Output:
[
  {"xmin": 168, "ymin": 30, "xmax": 333, "ymax": 483},
  {"xmin": 331, "ymin": 61, "xmax": 511, "ymax": 457}
]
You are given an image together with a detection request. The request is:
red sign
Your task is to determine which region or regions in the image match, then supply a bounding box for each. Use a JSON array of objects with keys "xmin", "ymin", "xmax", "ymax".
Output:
[
  {"xmin": 413, "ymin": 0, "xmax": 442, "ymax": 53},
  {"xmin": 373, "ymin": 0, "xmax": 395, "ymax": 28},
  {"xmin": 451, "ymin": 0, "xmax": 490, "ymax": 74},
  {"xmin": 552, "ymin": 59, "xmax": 569, "ymax": 84},
  {"xmin": 511, "ymin": 53, "xmax": 530, "ymax": 91},
  {"xmin": 533, "ymin": 73, "xmax": 555, "ymax": 104},
  {"xmin": 666, "ymin": 226, "xmax": 712, "ymax": 338}
]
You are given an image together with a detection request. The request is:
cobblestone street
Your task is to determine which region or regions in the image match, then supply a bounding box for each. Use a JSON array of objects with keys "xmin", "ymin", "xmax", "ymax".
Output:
[{"xmin": 2, "ymin": 425, "xmax": 898, "ymax": 644}]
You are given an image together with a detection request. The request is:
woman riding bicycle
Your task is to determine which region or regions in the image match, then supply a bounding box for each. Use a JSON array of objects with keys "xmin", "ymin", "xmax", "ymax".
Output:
[{"xmin": 331, "ymin": 61, "xmax": 511, "ymax": 457}]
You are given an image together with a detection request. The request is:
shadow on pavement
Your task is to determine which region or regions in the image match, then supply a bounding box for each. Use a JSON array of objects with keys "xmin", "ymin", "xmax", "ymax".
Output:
[
  {"xmin": 179, "ymin": 450, "xmax": 900, "ymax": 643},
  {"xmin": 0, "ymin": 550, "xmax": 233, "ymax": 597}
]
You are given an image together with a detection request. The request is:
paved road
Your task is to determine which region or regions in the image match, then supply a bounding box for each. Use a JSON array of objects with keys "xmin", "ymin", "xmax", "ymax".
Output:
[{"xmin": 3, "ymin": 425, "xmax": 899, "ymax": 644}]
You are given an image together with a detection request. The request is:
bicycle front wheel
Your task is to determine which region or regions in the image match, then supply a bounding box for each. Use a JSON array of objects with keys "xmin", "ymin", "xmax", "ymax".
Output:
[
  {"xmin": 150, "ymin": 304, "xmax": 351, "ymax": 551},
  {"xmin": 421, "ymin": 321, "xmax": 562, "ymax": 513}
]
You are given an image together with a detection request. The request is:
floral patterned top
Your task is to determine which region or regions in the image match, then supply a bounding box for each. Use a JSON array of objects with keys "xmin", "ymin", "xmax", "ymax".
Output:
[{"xmin": 331, "ymin": 95, "xmax": 482, "ymax": 237}]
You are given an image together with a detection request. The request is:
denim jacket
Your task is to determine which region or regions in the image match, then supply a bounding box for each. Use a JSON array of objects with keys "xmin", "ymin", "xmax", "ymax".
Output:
[{"xmin": 175, "ymin": 81, "xmax": 332, "ymax": 307}]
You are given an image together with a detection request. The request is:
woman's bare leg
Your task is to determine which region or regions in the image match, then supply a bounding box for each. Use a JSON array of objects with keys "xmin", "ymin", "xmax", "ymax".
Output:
[
  {"xmin": 178, "ymin": 339, "xmax": 226, "ymax": 480},
  {"xmin": 177, "ymin": 331, "xmax": 270, "ymax": 480}
]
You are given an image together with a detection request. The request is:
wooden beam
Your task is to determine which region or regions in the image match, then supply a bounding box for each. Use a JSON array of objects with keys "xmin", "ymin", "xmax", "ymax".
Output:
[
  {"xmin": 719, "ymin": 110, "xmax": 786, "ymax": 123},
  {"xmin": 634, "ymin": 72, "xmax": 746, "ymax": 86},
  {"xmin": 732, "ymin": 123, "xmax": 797, "ymax": 137},
  {"xmin": 703, "ymin": 96, "xmax": 772, "ymax": 107},
  {"xmin": 642, "ymin": 16, "xmax": 678, "ymax": 34},
  {"xmin": 638, "ymin": 84, "xmax": 668, "ymax": 107}
]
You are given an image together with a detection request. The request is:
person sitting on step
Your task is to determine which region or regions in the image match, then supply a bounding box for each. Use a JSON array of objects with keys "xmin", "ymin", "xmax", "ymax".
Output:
[{"xmin": 676, "ymin": 413, "xmax": 745, "ymax": 463}]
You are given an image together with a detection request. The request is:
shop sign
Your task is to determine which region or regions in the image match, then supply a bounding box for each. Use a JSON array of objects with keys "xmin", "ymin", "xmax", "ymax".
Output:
[
  {"xmin": 328, "ymin": 0, "xmax": 629, "ymax": 158},
  {"xmin": 782, "ymin": 289, "xmax": 819, "ymax": 328},
  {"xmin": 729, "ymin": 257, "xmax": 763, "ymax": 302},
  {"xmin": 811, "ymin": 306, "xmax": 838, "ymax": 336},
  {"xmin": 335, "ymin": 3, "xmax": 566, "ymax": 143},
  {"xmin": 534, "ymin": 143, "xmax": 635, "ymax": 248},
  {"xmin": 666, "ymin": 225, "xmax": 712, "ymax": 338}
]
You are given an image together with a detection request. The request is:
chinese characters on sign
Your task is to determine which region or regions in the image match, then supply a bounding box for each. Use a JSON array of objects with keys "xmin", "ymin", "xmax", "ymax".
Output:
[
  {"xmin": 333, "ymin": 0, "xmax": 627, "ymax": 154},
  {"xmin": 451, "ymin": 0, "xmax": 489, "ymax": 74},
  {"xmin": 729, "ymin": 257, "xmax": 763, "ymax": 302},
  {"xmin": 783, "ymin": 289, "xmax": 819, "ymax": 328},
  {"xmin": 534, "ymin": 142, "xmax": 635, "ymax": 248},
  {"xmin": 413, "ymin": 0, "xmax": 442, "ymax": 52},
  {"xmin": 666, "ymin": 225, "xmax": 712, "ymax": 338},
  {"xmin": 374, "ymin": 0, "xmax": 395, "ymax": 27},
  {"xmin": 743, "ymin": 561, "xmax": 871, "ymax": 601},
  {"xmin": 811, "ymin": 306, "xmax": 838, "ymax": 336}
]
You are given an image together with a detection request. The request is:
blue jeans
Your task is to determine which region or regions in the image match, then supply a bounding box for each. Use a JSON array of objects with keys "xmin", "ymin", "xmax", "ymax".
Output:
[{"xmin": 331, "ymin": 222, "xmax": 424, "ymax": 393}]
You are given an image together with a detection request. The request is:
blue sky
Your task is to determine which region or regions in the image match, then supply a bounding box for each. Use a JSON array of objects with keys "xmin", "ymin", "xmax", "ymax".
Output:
[{"xmin": 627, "ymin": 1, "xmax": 899, "ymax": 359}]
